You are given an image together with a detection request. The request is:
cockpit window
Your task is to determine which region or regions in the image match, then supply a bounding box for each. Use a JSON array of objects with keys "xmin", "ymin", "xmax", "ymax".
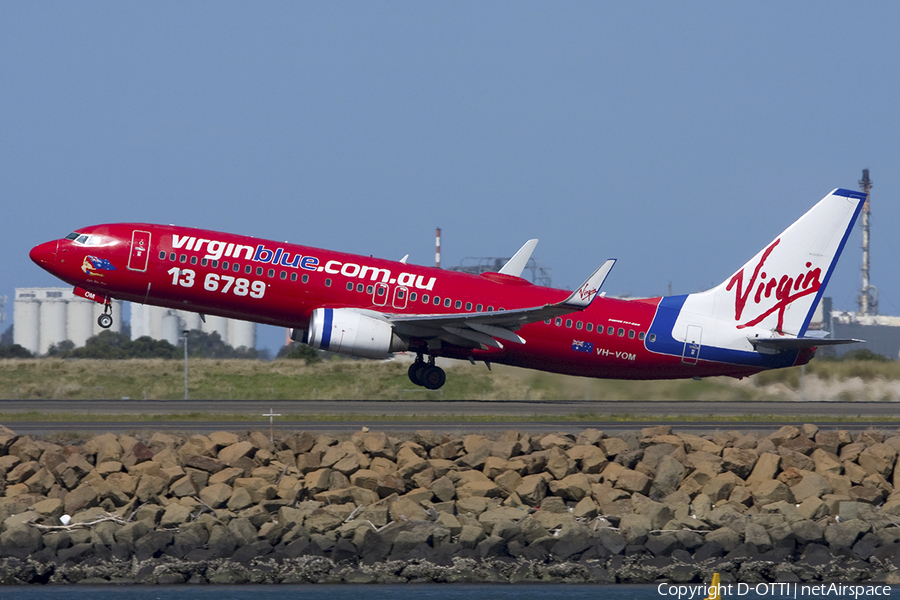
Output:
[{"xmin": 68, "ymin": 233, "xmax": 102, "ymax": 246}]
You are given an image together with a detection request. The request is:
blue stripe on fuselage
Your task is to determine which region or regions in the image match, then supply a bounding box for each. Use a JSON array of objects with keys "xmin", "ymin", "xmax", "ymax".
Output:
[
  {"xmin": 645, "ymin": 295, "xmax": 800, "ymax": 369},
  {"xmin": 322, "ymin": 308, "xmax": 333, "ymax": 349}
]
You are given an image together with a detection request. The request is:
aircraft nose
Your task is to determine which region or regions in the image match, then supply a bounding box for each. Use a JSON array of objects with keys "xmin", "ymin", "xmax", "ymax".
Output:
[{"xmin": 30, "ymin": 240, "xmax": 58, "ymax": 268}]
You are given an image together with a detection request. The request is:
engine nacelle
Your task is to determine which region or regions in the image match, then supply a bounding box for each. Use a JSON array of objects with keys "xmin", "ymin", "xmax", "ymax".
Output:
[{"xmin": 307, "ymin": 308, "xmax": 407, "ymax": 359}]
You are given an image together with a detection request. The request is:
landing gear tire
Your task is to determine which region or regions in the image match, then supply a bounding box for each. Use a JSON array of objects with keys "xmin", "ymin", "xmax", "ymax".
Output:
[
  {"xmin": 421, "ymin": 365, "xmax": 446, "ymax": 390},
  {"xmin": 408, "ymin": 361, "xmax": 427, "ymax": 387},
  {"xmin": 97, "ymin": 313, "xmax": 113, "ymax": 329}
]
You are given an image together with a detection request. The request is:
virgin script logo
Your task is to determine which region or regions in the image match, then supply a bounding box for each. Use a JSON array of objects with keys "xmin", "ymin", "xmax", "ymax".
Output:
[{"xmin": 725, "ymin": 239, "xmax": 821, "ymax": 331}]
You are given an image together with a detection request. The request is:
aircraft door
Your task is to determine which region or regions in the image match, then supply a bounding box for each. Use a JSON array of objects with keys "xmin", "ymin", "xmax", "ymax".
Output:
[
  {"xmin": 682, "ymin": 325, "xmax": 702, "ymax": 364},
  {"xmin": 127, "ymin": 230, "xmax": 151, "ymax": 272},
  {"xmin": 373, "ymin": 282, "xmax": 389, "ymax": 306},
  {"xmin": 392, "ymin": 286, "xmax": 408, "ymax": 309}
]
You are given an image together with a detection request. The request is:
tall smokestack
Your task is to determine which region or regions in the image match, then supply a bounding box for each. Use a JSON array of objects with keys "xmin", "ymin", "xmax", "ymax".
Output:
[
  {"xmin": 435, "ymin": 228, "xmax": 441, "ymax": 268},
  {"xmin": 858, "ymin": 169, "xmax": 877, "ymax": 316}
]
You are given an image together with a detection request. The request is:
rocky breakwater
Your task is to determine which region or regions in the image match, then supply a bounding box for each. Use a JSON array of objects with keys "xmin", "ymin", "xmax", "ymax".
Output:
[{"xmin": 1, "ymin": 423, "xmax": 900, "ymax": 584}]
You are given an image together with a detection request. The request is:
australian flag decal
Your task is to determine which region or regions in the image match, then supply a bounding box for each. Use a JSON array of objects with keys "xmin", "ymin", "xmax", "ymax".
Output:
[
  {"xmin": 87, "ymin": 256, "xmax": 116, "ymax": 271},
  {"xmin": 571, "ymin": 340, "xmax": 593, "ymax": 353}
]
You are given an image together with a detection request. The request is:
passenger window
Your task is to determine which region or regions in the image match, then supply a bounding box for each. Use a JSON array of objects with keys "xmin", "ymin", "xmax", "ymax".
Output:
[
  {"xmin": 190, "ymin": 256, "xmax": 198, "ymax": 265},
  {"xmin": 617, "ymin": 328, "xmax": 625, "ymax": 337},
  {"xmin": 346, "ymin": 282, "xmax": 353, "ymax": 291},
  {"xmin": 628, "ymin": 330, "xmax": 635, "ymax": 339},
  {"xmin": 566, "ymin": 319, "xmax": 572, "ymax": 328},
  {"xmin": 576, "ymin": 321, "xmax": 583, "ymax": 330},
  {"xmin": 649, "ymin": 334, "xmax": 656, "ymax": 342},
  {"xmin": 158, "ymin": 251, "xmax": 166, "ymax": 259},
  {"xmin": 544, "ymin": 319, "xmax": 551, "ymax": 324},
  {"xmin": 256, "ymin": 267, "xmax": 263, "ymax": 276},
  {"xmin": 222, "ymin": 261, "xmax": 229, "ymax": 270},
  {"xmin": 476, "ymin": 304, "xmax": 483, "ymax": 312},
  {"xmin": 267, "ymin": 269, "xmax": 275, "ymax": 277},
  {"xmin": 201, "ymin": 258, "xmax": 208, "ymax": 267},
  {"xmin": 587, "ymin": 323, "xmax": 593, "ymax": 332},
  {"xmin": 444, "ymin": 298, "xmax": 451, "ymax": 307},
  {"xmin": 422, "ymin": 294, "xmax": 429, "ymax": 303},
  {"xmin": 466, "ymin": 302, "xmax": 472, "ymax": 311},
  {"xmin": 245, "ymin": 265, "xmax": 252, "ymax": 274},
  {"xmin": 291, "ymin": 273, "xmax": 298, "ymax": 282},
  {"xmin": 233, "ymin": 263, "xmax": 240, "ymax": 272},
  {"xmin": 325, "ymin": 278, "xmax": 332, "ymax": 287},
  {"xmin": 410, "ymin": 292, "xmax": 417, "ymax": 301},
  {"xmin": 169, "ymin": 252, "xmax": 176, "ymax": 261},
  {"xmin": 357, "ymin": 283, "xmax": 364, "ymax": 292},
  {"xmin": 302, "ymin": 274, "xmax": 309, "ymax": 283},
  {"xmin": 555, "ymin": 317, "xmax": 562, "ymax": 326},
  {"xmin": 280, "ymin": 271, "xmax": 287, "ymax": 280},
  {"xmin": 367, "ymin": 285, "xmax": 374, "ymax": 294},
  {"xmin": 434, "ymin": 297, "xmax": 441, "ymax": 305},
  {"xmin": 211, "ymin": 260, "xmax": 218, "ymax": 268},
  {"xmin": 607, "ymin": 326, "xmax": 614, "ymax": 335},
  {"xmin": 398, "ymin": 290, "xmax": 405, "ymax": 299},
  {"xmin": 638, "ymin": 332, "xmax": 645, "ymax": 341},
  {"xmin": 454, "ymin": 300, "xmax": 461, "ymax": 309},
  {"xmin": 487, "ymin": 306, "xmax": 494, "ymax": 312}
]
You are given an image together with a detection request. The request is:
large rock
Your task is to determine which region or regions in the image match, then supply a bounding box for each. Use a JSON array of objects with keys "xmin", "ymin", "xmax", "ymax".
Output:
[
  {"xmin": 722, "ymin": 448, "xmax": 758, "ymax": 479},
  {"xmin": 218, "ymin": 441, "xmax": 256, "ymax": 465},
  {"xmin": 752, "ymin": 480, "xmax": 795, "ymax": 506},
  {"xmin": 858, "ymin": 443, "xmax": 897, "ymax": 478},
  {"xmin": 649, "ymin": 455, "xmax": 685, "ymax": 501},
  {"xmin": 791, "ymin": 472, "xmax": 833, "ymax": 502}
]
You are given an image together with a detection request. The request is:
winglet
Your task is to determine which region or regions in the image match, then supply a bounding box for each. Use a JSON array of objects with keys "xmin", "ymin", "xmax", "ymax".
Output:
[
  {"xmin": 499, "ymin": 239, "xmax": 538, "ymax": 277},
  {"xmin": 562, "ymin": 259, "xmax": 616, "ymax": 308}
]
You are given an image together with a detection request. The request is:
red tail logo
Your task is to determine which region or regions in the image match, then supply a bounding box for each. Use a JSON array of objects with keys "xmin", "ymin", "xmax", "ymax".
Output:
[{"xmin": 725, "ymin": 239, "xmax": 821, "ymax": 331}]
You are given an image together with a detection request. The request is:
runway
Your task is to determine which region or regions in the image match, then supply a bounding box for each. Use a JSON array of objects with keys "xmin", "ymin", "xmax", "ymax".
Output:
[{"xmin": 0, "ymin": 399, "xmax": 897, "ymax": 435}]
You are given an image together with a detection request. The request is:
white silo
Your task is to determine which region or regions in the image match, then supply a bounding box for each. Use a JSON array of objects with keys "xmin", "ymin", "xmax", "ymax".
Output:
[
  {"xmin": 130, "ymin": 303, "xmax": 148, "ymax": 339},
  {"xmin": 67, "ymin": 298, "xmax": 94, "ymax": 347},
  {"xmin": 179, "ymin": 310, "xmax": 203, "ymax": 332},
  {"xmin": 202, "ymin": 315, "xmax": 229, "ymax": 342},
  {"xmin": 228, "ymin": 319, "xmax": 256, "ymax": 350},
  {"xmin": 38, "ymin": 291, "xmax": 68, "ymax": 354},
  {"xmin": 160, "ymin": 314, "xmax": 181, "ymax": 346},
  {"xmin": 13, "ymin": 289, "xmax": 41, "ymax": 355}
]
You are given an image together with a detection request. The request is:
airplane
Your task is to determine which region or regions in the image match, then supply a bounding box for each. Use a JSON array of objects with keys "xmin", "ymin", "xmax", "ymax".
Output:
[{"xmin": 29, "ymin": 188, "xmax": 865, "ymax": 390}]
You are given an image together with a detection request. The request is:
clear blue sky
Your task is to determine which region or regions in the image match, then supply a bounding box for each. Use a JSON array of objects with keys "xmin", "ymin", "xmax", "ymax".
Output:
[{"xmin": 3, "ymin": 2, "xmax": 899, "ymax": 354}]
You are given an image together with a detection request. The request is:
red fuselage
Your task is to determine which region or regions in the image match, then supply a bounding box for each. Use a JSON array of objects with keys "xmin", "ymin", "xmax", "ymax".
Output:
[{"xmin": 30, "ymin": 223, "xmax": 800, "ymax": 380}]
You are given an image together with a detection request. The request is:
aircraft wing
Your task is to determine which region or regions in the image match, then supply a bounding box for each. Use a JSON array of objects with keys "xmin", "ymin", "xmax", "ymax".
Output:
[{"xmin": 389, "ymin": 259, "xmax": 615, "ymax": 349}]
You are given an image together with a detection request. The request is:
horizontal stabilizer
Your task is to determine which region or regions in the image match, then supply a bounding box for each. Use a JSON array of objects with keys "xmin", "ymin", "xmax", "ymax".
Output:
[{"xmin": 749, "ymin": 336, "xmax": 864, "ymax": 353}]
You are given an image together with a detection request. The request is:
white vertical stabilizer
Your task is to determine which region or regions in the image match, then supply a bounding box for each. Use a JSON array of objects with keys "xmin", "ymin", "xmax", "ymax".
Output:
[{"xmin": 676, "ymin": 188, "xmax": 865, "ymax": 349}]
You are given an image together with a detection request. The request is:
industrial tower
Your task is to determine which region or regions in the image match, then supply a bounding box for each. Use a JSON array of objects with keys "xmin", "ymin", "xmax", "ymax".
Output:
[{"xmin": 858, "ymin": 169, "xmax": 877, "ymax": 316}]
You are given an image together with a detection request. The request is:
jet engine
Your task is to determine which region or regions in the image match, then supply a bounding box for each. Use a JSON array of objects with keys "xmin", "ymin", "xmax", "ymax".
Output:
[{"xmin": 306, "ymin": 308, "xmax": 407, "ymax": 359}]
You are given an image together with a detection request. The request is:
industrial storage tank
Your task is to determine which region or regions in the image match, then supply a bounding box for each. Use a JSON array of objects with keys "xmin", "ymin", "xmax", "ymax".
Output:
[
  {"xmin": 12, "ymin": 289, "xmax": 41, "ymax": 354},
  {"xmin": 66, "ymin": 298, "xmax": 94, "ymax": 347},
  {"xmin": 38, "ymin": 291, "xmax": 68, "ymax": 355},
  {"xmin": 229, "ymin": 319, "xmax": 256, "ymax": 350}
]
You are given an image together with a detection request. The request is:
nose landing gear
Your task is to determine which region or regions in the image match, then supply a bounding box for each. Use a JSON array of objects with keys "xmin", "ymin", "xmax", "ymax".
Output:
[
  {"xmin": 97, "ymin": 301, "xmax": 113, "ymax": 329},
  {"xmin": 408, "ymin": 354, "xmax": 446, "ymax": 390}
]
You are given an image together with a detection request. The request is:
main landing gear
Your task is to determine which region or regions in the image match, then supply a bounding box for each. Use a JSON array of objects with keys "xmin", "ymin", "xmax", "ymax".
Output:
[
  {"xmin": 97, "ymin": 301, "xmax": 113, "ymax": 329},
  {"xmin": 408, "ymin": 355, "xmax": 446, "ymax": 390}
]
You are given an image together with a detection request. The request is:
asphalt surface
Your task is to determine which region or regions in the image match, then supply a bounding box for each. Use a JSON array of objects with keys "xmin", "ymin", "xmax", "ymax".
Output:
[{"xmin": 0, "ymin": 399, "xmax": 897, "ymax": 436}]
